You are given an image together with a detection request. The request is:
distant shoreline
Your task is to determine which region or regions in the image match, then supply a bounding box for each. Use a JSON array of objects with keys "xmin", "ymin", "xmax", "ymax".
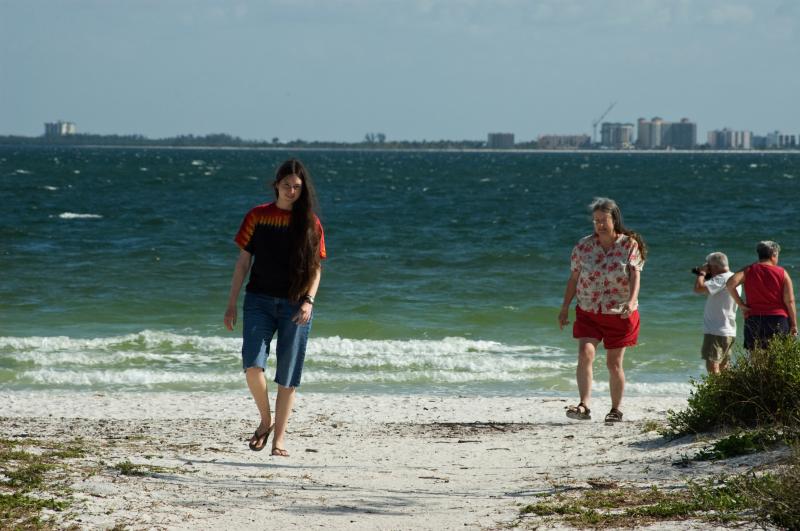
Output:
[{"xmin": 2, "ymin": 143, "xmax": 800, "ymax": 155}]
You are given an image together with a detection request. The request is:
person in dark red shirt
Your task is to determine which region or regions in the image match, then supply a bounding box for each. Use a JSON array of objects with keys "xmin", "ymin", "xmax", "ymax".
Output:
[
  {"xmin": 224, "ymin": 159, "xmax": 326, "ymax": 456},
  {"xmin": 726, "ymin": 241, "xmax": 797, "ymax": 351}
]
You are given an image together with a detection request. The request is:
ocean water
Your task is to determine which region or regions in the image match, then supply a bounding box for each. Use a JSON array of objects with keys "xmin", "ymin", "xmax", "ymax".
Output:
[{"xmin": 2, "ymin": 146, "xmax": 799, "ymax": 395}]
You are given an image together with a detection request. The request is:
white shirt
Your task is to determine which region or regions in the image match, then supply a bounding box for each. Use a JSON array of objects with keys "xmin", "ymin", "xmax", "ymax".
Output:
[{"xmin": 703, "ymin": 271, "xmax": 738, "ymax": 337}]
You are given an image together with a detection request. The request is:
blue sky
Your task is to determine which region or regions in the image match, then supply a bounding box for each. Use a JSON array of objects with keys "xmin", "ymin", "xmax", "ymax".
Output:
[{"xmin": 1, "ymin": 0, "xmax": 798, "ymax": 141}]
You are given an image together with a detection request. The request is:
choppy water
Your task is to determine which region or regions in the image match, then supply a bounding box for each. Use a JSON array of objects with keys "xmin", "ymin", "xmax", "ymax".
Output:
[{"xmin": 2, "ymin": 146, "xmax": 798, "ymax": 395}]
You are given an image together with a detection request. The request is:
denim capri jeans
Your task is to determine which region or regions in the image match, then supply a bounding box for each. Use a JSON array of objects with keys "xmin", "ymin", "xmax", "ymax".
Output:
[{"xmin": 241, "ymin": 292, "xmax": 311, "ymax": 388}]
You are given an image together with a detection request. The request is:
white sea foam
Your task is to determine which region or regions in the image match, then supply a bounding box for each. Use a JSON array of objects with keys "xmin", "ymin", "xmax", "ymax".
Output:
[
  {"xmin": 308, "ymin": 336, "xmax": 570, "ymax": 373},
  {"xmin": 19, "ymin": 369, "xmax": 239, "ymax": 387},
  {"xmin": 592, "ymin": 381, "xmax": 692, "ymax": 396},
  {"xmin": 302, "ymin": 369, "xmax": 563, "ymax": 384},
  {"xmin": 43, "ymin": 185, "xmax": 59, "ymax": 191},
  {"xmin": 0, "ymin": 332, "xmax": 690, "ymax": 394},
  {"xmin": 58, "ymin": 212, "xmax": 103, "ymax": 219}
]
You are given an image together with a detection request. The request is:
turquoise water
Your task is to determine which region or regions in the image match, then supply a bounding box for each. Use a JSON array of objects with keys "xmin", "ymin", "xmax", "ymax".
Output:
[{"xmin": 2, "ymin": 146, "xmax": 799, "ymax": 395}]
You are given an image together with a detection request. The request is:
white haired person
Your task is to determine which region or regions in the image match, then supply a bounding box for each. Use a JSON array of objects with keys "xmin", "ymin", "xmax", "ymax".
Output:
[
  {"xmin": 693, "ymin": 252, "xmax": 739, "ymax": 374},
  {"xmin": 558, "ymin": 198, "xmax": 646, "ymax": 423},
  {"xmin": 726, "ymin": 241, "xmax": 797, "ymax": 352}
]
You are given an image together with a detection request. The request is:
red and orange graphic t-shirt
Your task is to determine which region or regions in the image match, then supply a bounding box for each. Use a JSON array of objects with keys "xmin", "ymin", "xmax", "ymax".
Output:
[{"xmin": 234, "ymin": 202, "xmax": 327, "ymax": 298}]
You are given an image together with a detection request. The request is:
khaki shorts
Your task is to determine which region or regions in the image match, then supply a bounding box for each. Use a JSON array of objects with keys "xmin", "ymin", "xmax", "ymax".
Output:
[{"xmin": 701, "ymin": 334, "xmax": 735, "ymax": 363}]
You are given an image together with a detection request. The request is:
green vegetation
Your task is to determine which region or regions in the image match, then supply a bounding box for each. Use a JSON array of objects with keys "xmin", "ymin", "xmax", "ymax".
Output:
[
  {"xmin": 667, "ymin": 336, "xmax": 800, "ymax": 435},
  {"xmin": 0, "ymin": 492, "xmax": 68, "ymax": 529},
  {"xmin": 0, "ymin": 133, "xmax": 494, "ymax": 150},
  {"xmin": 1, "ymin": 435, "xmax": 186, "ymax": 529},
  {"xmin": 520, "ymin": 481, "xmax": 751, "ymax": 528},
  {"xmin": 665, "ymin": 338, "xmax": 800, "ymax": 527},
  {"xmin": 112, "ymin": 460, "xmax": 180, "ymax": 477},
  {"xmin": 693, "ymin": 428, "xmax": 785, "ymax": 461},
  {"xmin": 521, "ymin": 337, "xmax": 800, "ymax": 528},
  {"xmin": 739, "ymin": 453, "xmax": 800, "ymax": 530},
  {"xmin": 0, "ymin": 438, "xmax": 74, "ymax": 529},
  {"xmin": 639, "ymin": 419, "xmax": 662, "ymax": 433}
]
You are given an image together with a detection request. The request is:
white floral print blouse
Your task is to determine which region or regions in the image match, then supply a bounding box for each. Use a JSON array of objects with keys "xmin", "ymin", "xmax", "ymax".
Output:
[{"xmin": 570, "ymin": 233, "xmax": 644, "ymax": 314}]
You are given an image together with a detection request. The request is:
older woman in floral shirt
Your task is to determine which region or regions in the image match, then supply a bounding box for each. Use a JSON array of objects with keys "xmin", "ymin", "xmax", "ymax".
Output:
[{"xmin": 558, "ymin": 198, "xmax": 646, "ymax": 423}]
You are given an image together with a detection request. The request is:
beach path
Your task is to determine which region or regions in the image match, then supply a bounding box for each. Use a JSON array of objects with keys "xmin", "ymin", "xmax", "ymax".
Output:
[{"xmin": 1, "ymin": 392, "xmax": 770, "ymax": 529}]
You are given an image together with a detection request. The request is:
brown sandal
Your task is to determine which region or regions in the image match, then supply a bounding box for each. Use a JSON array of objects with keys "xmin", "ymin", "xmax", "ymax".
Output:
[
  {"xmin": 604, "ymin": 408, "xmax": 623, "ymax": 423},
  {"xmin": 271, "ymin": 447, "xmax": 289, "ymax": 457},
  {"xmin": 566, "ymin": 402, "xmax": 592, "ymax": 420},
  {"xmin": 248, "ymin": 424, "xmax": 273, "ymax": 451}
]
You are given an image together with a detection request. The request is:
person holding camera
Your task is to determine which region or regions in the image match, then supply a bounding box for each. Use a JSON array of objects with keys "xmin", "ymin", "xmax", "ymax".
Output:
[
  {"xmin": 693, "ymin": 252, "xmax": 739, "ymax": 374},
  {"xmin": 726, "ymin": 241, "xmax": 797, "ymax": 352}
]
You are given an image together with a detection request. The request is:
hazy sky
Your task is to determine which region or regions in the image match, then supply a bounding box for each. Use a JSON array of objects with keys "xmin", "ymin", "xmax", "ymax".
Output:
[{"xmin": 1, "ymin": 0, "xmax": 798, "ymax": 141}]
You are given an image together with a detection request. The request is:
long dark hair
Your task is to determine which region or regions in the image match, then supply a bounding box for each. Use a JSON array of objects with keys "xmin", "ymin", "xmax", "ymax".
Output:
[
  {"xmin": 590, "ymin": 197, "xmax": 648, "ymax": 261},
  {"xmin": 273, "ymin": 159, "xmax": 321, "ymax": 301}
]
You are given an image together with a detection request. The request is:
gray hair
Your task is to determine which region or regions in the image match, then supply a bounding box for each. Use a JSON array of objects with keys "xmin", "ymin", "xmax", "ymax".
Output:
[
  {"xmin": 705, "ymin": 252, "xmax": 729, "ymax": 270},
  {"xmin": 756, "ymin": 241, "xmax": 781, "ymax": 260},
  {"xmin": 588, "ymin": 197, "xmax": 618, "ymax": 213}
]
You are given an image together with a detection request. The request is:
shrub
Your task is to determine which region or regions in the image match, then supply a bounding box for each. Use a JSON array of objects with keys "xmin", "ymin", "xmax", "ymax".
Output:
[
  {"xmin": 667, "ymin": 336, "xmax": 800, "ymax": 435},
  {"xmin": 694, "ymin": 428, "xmax": 784, "ymax": 461},
  {"xmin": 735, "ymin": 448, "xmax": 800, "ymax": 530}
]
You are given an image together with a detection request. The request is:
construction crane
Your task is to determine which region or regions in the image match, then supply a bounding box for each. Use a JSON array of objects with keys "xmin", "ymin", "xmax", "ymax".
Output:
[{"xmin": 592, "ymin": 101, "xmax": 617, "ymax": 146}]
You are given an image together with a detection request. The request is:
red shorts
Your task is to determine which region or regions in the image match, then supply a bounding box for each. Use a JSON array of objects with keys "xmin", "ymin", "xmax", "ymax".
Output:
[{"xmin": 573, "ymin": 306, "xmax": 639, "ymax": 349}]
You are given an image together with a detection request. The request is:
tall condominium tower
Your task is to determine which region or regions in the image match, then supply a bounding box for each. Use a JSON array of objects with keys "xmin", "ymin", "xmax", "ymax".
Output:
[
  {"xmin": 44, "ymin": 121, "xmax": 77, "ymax": 137},
  {"xmin": 600, "ymin": 123, "xmax": 635, "ymax": 149},
  {"xmin": 487, "ymin": 133, "xmax": 515, "ymax": 149},
  {"xmin": 637, "ymin": 117, "xmax": 696, "ymax": 149}
]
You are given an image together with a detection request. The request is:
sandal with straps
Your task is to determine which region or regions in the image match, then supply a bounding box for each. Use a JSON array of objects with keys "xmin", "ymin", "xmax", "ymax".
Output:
[
  {"xmin": 248, "ymin": 424, "xmax": 273, "ymax": 451},
  {"xmin": 566, "ymin": 402, "xmax": 592, "ymax": 420},
  {"xmin": 604, "ymin": 408, "xmax": 623, "ymax": 423},
  {"xmin": 271, "ymin": 446, "xmax": 289, "ymax": 457}
]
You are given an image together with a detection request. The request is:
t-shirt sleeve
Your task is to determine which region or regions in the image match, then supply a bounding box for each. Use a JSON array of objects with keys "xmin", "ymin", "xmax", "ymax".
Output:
[
  {"xmin": 316, "ymin": 218, "xmax": 327, "ymax": 259},
  {"xmin": 570, "ymin": 244, "xmax": 581, "ymax": 274},
  {"xmin": 705, "ymin": 275, "xmax": 727, "ymax": 295},
  {"xmin": 234, "ymin": 210, "xmax": 256, "ymax": 253},
  {"xmin": 627, "ymin": 239, "xmax": 644, "ymax": 271}
]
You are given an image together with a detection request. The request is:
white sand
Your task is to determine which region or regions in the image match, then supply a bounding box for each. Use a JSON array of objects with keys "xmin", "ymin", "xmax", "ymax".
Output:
[{"xmin": 2, "ymin": 391, "xmax": 778, "ymax": 529}]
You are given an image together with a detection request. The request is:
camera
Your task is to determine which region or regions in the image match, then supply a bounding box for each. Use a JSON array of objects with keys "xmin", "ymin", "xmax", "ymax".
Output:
[{"xmin": 691, "ymin": 264, "xmax": 712, "ymax": 280}]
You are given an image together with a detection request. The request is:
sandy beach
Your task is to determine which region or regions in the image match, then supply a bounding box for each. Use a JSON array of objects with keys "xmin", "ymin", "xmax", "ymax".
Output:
[{"xmin": 2, "ymin": 391, "xmax": 785, "ymax": 529}]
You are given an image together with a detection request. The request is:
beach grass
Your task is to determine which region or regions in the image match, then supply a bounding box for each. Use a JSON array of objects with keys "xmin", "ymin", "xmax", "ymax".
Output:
[
  {"xmin": 519, "ymin": 480, "xmax": 753, "ymax": 528},
  {"xmin": 112, "ymin": 459, "xmax": 183, "ymax": 477},
  {"xmin": 691, "ymin": 428, "xmax": 785, "ymax": 461},
  {"xmin": 0, "ymin": 437, "xmax": 77, "ymax": 529},
  {"xmin": 666, "ymin": 336, "xmax": 800, "ymax": 435}
]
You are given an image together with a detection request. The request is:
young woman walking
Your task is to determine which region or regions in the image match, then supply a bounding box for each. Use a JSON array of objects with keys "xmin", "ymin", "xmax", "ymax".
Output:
[{"xmin": 224, "ymin": 159, "xmax": 326, "ymax": 456}]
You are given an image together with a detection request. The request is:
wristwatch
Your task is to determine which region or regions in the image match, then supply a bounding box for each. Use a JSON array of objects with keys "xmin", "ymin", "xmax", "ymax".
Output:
[{"xmin": 302, "ymin": 295, "xmax": 315, "ymax": 305}]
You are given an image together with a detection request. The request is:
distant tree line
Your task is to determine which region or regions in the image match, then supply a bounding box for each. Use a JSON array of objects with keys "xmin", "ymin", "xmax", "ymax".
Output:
[{"xmin": 0, "ymin": 133, "xmax": 502, "ymax": 150}]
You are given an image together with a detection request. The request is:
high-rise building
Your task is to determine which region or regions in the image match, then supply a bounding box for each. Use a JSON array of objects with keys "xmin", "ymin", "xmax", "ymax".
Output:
[
  {"xmin": 44, "ymin": 121, "xmax": 77, "ymax": 137},
  {"xmin": 708, "ymin": 128, "xmax": 752, "ymax": 149},
  {"xmin": 636, "ymin": 117, "xmax": 696, "ymax": 149},
  {"xmin": 600, "ymin": 123, "xmax": 635, "ymax": 149},
  {"xmin": 766, "ymin": 131, "xmax": 798, "ymax": 149},
  {"xmin": 487, "ymin": 133, "xmax": 515, "ymax": 149},
  {"xmin": 751, "ymin": 135, "xmax": 768, "ymax": 149},
  {"xmin": 667, "ymin": 118, "xmax": 696, "ymax": 149}
]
